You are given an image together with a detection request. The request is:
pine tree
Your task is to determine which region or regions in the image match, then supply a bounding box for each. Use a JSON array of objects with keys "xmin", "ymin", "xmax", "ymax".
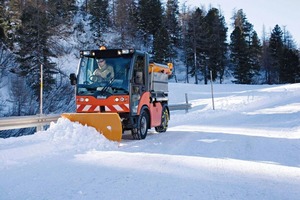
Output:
[
  {"xmin": 268, "ymin": 25, "xmax": 300, "ymax": 84},
  {"xmin": 47, "ymin": 0, "xmax": 77, "ymax": 28},
  {"xmin": 4, "ymin": 0, "xmax": 23, "ymax": 48},
  {"xmin": 280, "ymin": 48, "xmax": 299, "ymax": 83},
  {"xmin": 269, "ymin": 24, "xmax": 283, "ymax": 84},
  {"xmin": 230, "ymin": 9, "xmax": 261, "ymax": 84},
  {"xmin": 16, "ymin": 4, "xmax": 57, "ymax": 99},
  {"xmin": 114, "ymin": 0, "xmax": 139, "ymax": 48},
  {"xmin": 205, "ymin": 8, "xmax": 227, "ymax": 84},
  {"xmin": 249, "ymin": 31, "xmax": 261, "ymax": 83},
  {"xmin": 280, "ymin": 29, "xmax": 299, "ymax": 83},
  {"xmin": 180, "ymin": 3, "xmax": 191, "ymax": 83},
  {"xmin": 0, "ymin": 0, "xmax": 13, "ymax": 74},
  {"xmin": 261, "ymin": 26, "xmax": 272, "ymax": 84},
  {"xmin": 88, "ymin": 0, "xmax": 110, "ymax": 46},
  {"xmin": 296, "ymin": 51, "xmax": 300, "ymax": 82},
  {"xmin": 115, "ymin": 0, "xmax": 131, "ymax": 47},
  {"xmin": 0, "ymin": 0, "xmax": 7, "ymax": 41},
  {"xmin": 165, "ymin": 0, "xmax": 180, "ymax": 47},
  {"xmin": 137, "ymin": 0, "xmax": 163, "ymax": 52},
  {"xmin": 153, "ymin": 26, "xmax": 171, "ymax": 62},
  {"xmin": 185, "ymin": 8, "xmax": 208, "ymax": 84},
  {"xmin": 138, "ymin": 0, "xmax": 163, "ymax": 36},
  {"xmin": 230, "ymin": 26, "xmax": 249, "ymax": 84},
  {"xmin": 126, "ymin": 0, "xmax": 141, "ymax": 47}
]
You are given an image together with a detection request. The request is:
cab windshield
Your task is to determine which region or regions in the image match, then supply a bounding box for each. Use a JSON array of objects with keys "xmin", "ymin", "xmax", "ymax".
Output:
[{"xmin": 76, "ymin": 57, "xmax": 131, "ymax": 96}]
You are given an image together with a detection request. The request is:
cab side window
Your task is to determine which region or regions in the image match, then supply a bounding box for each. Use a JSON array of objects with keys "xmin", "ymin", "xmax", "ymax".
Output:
[{"xmin": 133, "ymin": 56, "xmax": 145, "ymax": 85}]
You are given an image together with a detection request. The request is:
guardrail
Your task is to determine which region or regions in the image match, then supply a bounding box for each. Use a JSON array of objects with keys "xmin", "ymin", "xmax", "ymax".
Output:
[
  {"xmin": 169, "ymin": 103, "xmax": 191, "ymax": 111},
  {"xmin": 0, "ymin": 102, "xmax": 191, "ymax": 132},
  {"xmin": 169, "ymin": 93, "xmax": 191, "ymax": 111},
  {"xmin": 0, "ymin": 114, "xmax": 61, "ymax": 132}
]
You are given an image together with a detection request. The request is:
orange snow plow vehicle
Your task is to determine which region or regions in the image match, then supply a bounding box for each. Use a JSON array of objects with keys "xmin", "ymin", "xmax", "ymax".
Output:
[{"xmin": 62, "ymin": 47, "xmax": 173, "ymax": 142}]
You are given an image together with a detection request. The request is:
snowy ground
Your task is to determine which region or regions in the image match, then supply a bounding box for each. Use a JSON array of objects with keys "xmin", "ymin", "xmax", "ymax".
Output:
[{"xmin": 0, "ymin": 83, "xmax": 300, "ymax": 200}]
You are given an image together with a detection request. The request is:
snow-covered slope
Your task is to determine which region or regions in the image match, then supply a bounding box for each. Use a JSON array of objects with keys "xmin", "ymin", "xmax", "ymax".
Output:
[{"xmin": 0, "ymin": 83, "xmax": 300, "ymax": 200}]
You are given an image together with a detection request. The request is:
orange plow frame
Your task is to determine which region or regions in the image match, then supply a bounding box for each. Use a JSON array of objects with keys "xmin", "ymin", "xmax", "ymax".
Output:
[{"xmin": 61, "ymin": 113, "xmax": 122, "ymax": 142}]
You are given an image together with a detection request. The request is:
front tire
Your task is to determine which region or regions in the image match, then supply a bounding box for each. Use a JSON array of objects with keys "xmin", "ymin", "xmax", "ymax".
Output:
[{"xmin": 132, "ymin": 108, "xmax": 149, "ymax": 140}]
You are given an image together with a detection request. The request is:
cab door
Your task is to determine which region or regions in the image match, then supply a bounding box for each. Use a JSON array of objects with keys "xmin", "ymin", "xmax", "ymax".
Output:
[{"xmin": 130, "ymin": 54, "xmax": 147, "ymax": 114}]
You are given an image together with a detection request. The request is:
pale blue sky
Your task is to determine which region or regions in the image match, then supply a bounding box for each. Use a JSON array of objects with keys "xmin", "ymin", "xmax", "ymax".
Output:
[{"xmin": 180, "ymin": 0, "xmax": 300, "ymax": 46}]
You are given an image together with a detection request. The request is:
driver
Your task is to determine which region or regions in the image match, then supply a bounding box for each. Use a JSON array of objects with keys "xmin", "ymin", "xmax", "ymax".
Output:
[{"xmin": 92, "ymin": 59, "xmax": 114, "ymax": 81}]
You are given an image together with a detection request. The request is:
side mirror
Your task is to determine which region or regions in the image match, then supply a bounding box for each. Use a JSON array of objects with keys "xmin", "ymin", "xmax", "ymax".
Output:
[{"xmin": 70, "ymin": 73, "xmax": 77, "ymax": 85}]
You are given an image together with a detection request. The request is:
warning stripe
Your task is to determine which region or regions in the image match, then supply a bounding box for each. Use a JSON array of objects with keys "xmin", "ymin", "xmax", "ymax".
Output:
[
  {"xmin": 105, "ymin": 104, "xmax": 129, "ymax": 112},
  {"xmin": 120, "ymin": 103, "xmax": 130, "ymax": 111},
  {"xmin": 82, "ymin": 105, "xmax": 91, "ymax": 112},
  {"xmin": 77, "ymin": 104, "xmax": 129, "ymax": 112}
]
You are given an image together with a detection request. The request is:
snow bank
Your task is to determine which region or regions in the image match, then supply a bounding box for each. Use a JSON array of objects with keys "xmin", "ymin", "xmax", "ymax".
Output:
[
  {"xmin": 42, "ymin": 118, "xmax": 118, "ymax": 151},
  {"xmin": 0, "ymin": 118, "xmax": 118, "ymax": 169}
]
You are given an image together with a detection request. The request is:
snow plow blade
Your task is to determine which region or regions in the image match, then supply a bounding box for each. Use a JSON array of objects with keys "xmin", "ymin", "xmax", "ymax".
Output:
[{"xmin": 61, "ymin": 113, "xmax": 122, "ymax": 142}]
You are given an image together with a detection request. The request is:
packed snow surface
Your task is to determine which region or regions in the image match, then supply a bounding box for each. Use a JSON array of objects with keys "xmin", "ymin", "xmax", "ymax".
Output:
[{"xmin": 1, "ymin": 83, "xmax": 300, "ymax": 200}]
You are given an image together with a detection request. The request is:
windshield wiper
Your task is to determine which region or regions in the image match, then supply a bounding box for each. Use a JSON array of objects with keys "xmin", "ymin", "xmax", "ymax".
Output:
[
  {"xmin": 101, "ymin": 77, "xmax": 115, "ymax": 93},
  {"xmin": 101, "ymin": 66, "xmax": 127, "ymax": 93}
]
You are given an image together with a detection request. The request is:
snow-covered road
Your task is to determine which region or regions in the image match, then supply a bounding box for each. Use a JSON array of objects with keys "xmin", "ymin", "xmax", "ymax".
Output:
[{"xmin": 1, "ymin": 83, "xmax": 300, "ymax": 200}]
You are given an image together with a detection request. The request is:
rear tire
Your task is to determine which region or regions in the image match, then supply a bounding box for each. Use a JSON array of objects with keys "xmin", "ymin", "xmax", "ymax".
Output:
[
  {"xmin": 132, "ymin": 108, "xmax": 149, "ymax": 140},
  {"xmin": 155, "ymin": 106, "xmax": 169, "ymax": 133}
]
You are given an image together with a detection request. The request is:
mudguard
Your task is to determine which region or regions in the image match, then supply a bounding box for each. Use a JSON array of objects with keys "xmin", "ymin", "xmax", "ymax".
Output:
[{"xmin": 61, "ymin": 113, "xmax": 122, "ymax": 142}]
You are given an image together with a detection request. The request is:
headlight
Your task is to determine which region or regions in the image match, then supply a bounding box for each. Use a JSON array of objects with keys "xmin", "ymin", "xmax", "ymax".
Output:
[
  {"xmin": 122, "ymin": 50, "xmax": 130, "ymax": 54},
  {"xmin": 81, "ymin": 51, "xmax": 90, "ymax": 56},
  {"xmin": 115, "ymin": 97, "xmax": 125, "ymax": 102},
  {"xmin": 78, "ymin": 97, "xmax": 89, "ymax": 102}
]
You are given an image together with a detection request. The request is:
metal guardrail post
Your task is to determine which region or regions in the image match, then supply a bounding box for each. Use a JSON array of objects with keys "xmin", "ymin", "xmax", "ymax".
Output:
[{"xmin": 185, "ymin": 93, "xmax": 189, "ymax": 113}]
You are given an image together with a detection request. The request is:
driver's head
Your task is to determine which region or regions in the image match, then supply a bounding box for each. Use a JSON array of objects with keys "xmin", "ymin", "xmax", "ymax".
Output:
[{"xmin": 98, "ymin": 59, "xmax": 106, "ymax": 69}]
